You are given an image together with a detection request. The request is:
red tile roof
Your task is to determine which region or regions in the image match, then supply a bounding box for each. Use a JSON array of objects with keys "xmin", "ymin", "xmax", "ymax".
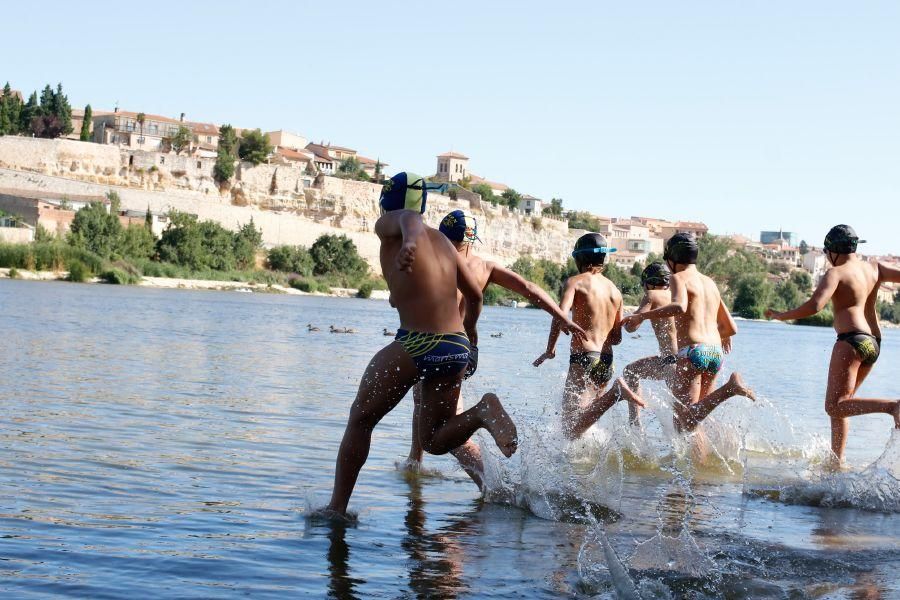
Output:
[
  {"xmin": 438, "ymin": 151, "xmax": 469, "ymax": 160},
  {"xmin": 277, "ymin": 147, "xmax": 313, "ymax": 161}
]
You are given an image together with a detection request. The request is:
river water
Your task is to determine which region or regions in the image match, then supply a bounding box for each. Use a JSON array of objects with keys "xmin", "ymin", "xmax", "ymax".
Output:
[{"xmin": 1, "ymin": 279, "xmax": 898, "ymax": 598}]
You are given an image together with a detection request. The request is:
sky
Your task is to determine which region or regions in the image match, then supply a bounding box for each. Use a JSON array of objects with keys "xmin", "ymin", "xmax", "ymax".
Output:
[{"xmin": 4, "ymin": 1, "xmax": 899, "ymax": 254}]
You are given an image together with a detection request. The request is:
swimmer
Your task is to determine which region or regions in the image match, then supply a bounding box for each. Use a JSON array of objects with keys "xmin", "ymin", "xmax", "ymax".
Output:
[
  {"xmin": 404, "ymin": 209, "xmax": 583, "ymax": 488},
  {"xmin": 766, "ymin": 225, "xmax": 900, "ymax": 466},
  {"xmin": 621, "ymin": 262, "xmax": 678, "ymax": 427},
  {"xmin": 622, "ymin": 234, "xmax": 755, "ymax": 433},
  {"xmin": 533, "ymin": 233, "xmax": 645, "ymax": 440},
  {"xmin": 320, "ymin": 173, "xmax": 518, "ymax": 519}
]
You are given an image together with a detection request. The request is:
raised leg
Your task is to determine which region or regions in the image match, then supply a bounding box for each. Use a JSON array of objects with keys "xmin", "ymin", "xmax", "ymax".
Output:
[
  {"xmin": 623, "ymin": 355, "xmax": 672, "ymax": 427},
  {"xmin": 682, "ymin": 372, "xmax": 756, "ymax": 428},
  {"xmin": 564, "ymin": 378, "xmax": 645, "ymax": 440},
  {"xmin": 326, "ymin": 342, "xmax": 418, "ymax": 516},
  {"xmin": 418, "ymin": 378, "xmax": 518, "ymax": 458},
  {"xmin": 406, "ymin": 380, "xmax": 485, "ymax": 488},
  {"xmin": 825, "ymin": 342, "xmax": 899, "ymax": 464}
]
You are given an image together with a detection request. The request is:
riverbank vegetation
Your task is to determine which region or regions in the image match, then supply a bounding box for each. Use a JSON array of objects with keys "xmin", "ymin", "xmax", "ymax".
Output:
[{"xmin": 0, "ymin": 192, "xmax": 384, "ymax": 294}]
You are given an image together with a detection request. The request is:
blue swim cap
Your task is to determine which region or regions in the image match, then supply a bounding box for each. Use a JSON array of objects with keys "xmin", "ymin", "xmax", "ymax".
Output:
[
  {"xmin": 379, "ymin": 172, "xmax": 427, "ymax": 214},
  {"xmin": 439, "ymin": 210, "xmax": 481, "ymax": 244}
]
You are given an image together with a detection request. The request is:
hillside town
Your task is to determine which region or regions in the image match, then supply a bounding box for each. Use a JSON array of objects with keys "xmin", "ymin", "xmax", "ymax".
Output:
[{"xmin": 0, "ymin": 82, "xmax": 898, "ymax": 306}]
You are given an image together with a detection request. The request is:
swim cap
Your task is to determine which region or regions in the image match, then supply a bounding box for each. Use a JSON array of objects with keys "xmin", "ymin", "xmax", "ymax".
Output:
[
  {"xmin": 379, "ymin": 172, "xmax": 427, "ymax": 214},
  {"xmin": 572, "ymin": 233, "xmax": 616, "ymax": 270},
  {"xmin": 824, "ymin": 224, "xmax": 866, "ymax": 254},
  {"xmin": 641, "ymin": 261, "xmax": 671, "ymax": 287},
  {"xmin": 439, "ymin": 210, "xmax": 481, "ymax": 244},
  {"xmin": 664, "ymin": 233, "xmax": 698, "ymax": 264}
]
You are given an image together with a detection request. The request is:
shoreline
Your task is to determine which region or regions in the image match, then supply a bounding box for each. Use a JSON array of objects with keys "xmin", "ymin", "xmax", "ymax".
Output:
[
  {"xmin": 2, "ymin": 268, "xmax": 897, "ymax": 328},
  {"xmin": 0, "ymin": 268, "xmax": 391, "ymax": 300}
]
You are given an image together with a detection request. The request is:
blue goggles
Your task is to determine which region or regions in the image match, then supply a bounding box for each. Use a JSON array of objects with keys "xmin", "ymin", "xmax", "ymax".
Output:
[{"xmin": 571, "ymin": 246, "xmax": 616, "ymax": 257}]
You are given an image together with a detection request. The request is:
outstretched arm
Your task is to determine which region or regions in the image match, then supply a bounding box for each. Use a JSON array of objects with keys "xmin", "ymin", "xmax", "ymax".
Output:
[
  {"xmin": 717, "ymin": 300, "xmax": 738, "ymax": 338},
  {"xmin": 622, "ymin": 274, "xmax": 688, "ymax": 329},
  {"xmin": 489, "ymin": 264, "xmax": 584, "ymax": 337},
  {"xmin": 374, "ymin": 209, "xmax": 426, "ymax": 272},
  {"xmin": 879, "ymin": 261, "xmax": 900, "ymax": 284},
  {"xmin": 534, "ymin": 278, "xmax": 576, "ymax": 367},
  {"xmin": 623, "ymin": 293, "xmax": 651, "ymax": 333},
  {"xmin": 457, "ymin": 251, "xmax": 483, "ymax": 346},
  {"xmin": 766, "ymin": 271, "xmax": 839, "ymax": 321}
]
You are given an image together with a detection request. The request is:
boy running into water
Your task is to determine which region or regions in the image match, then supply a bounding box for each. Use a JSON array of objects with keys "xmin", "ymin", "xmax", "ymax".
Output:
[
  {"xmin": 320, "ymin": 174, "xmax": 517, "ymax": 519},
  {"xmin": 621, "ymin": 262, "xmax": 678, "ymax": 427},
  {"xmin": 404, "ymin": 210, "xmax": 584, "ymax": 487},
  {"xmin": 766, "ymin": 225, "xmax": 900, "ymax": 466},
  {"xmin": 533, "ymin": 233, "xmax": 645, "ymax": 440},
  {"xmin": 621, "ymin": 234, "xmax": 755, "ymax": 433}
]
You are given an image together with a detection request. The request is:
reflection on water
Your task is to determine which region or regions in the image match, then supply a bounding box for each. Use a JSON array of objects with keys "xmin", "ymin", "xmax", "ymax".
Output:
[{"xmin": 1, "ymin": 279, "xmax": 899, "ymax": 598}]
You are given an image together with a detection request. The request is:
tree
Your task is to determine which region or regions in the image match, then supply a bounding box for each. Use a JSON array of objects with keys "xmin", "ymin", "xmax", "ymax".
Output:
[
  {"xmin": 30, "ymin": 114, "xmax": 66, "ymax": 138},
  {"xmin": 80, "ymin": 104, "xmax": 92, "ymax": 141},
  {"xmin": 799, "ymin": 240, "xmax": 809, "ymax": 255},
  {"xmin": 53, "ymin": 83, "xmax": 73, "ymax": 136},
  {"xmin": 39, "ymin": 85, "xmax": 54, "ymax": 116},
  {"xmin": 546, "ymin": 197, "xmax": 564, "ymax": 217},
  {"xmin": 68, "ymin": 201, "xmax": 123, "ymax": 258},
  {"xmin": 335, "ymin": 156, "xmax": 369, "ymax": 181},
  {"xmin": 567, "ymin": 210, "xmax": 602, "ymax": 231},
  {"xmin": 472, "ymin": 183, "xmax": 496, "ymax": 205},
  {"xmin": 119, "ymin": 224, "xmax": 156, "ymax": 259},
  {"xmin": 218, "ymin": 124, "xmax": 239, "ymax": 155},
  {"xmin": 233, "ymin": 219, "xmax": 263, "ymax": 269},
  {"xmin": 238, "ymin": 129, "xmax": 273, "ymax": 165},
  {"xmin": 374, "ymin": 159, "xmax": 383, "ymax": 183},
  {"xmin": 309, "ymin": 234, "xmax": 368, "ymax": 277},
  {"xmin": 267, "ymin": 245, "xmax": 314, "ymax": 275},
  {"xmin": 732, "ymin": 273, "xmax": 774, "ymax": 319},
  {"xmin": 168, "ymin": 125, "xmax": 192, "ymax": 155},
  {"xmin": 501, "ymin": 188, "xmax": 522, "ymax": 210},
  {"xmin": 20, "ymin": 92, "xmax": 39, "ymax": 132},
  {"xmin": 789, "ymin": 270, "xmax": 812, "ymax": 293},
  {"xmin": 144, "ymin": 206, "xmax": 153, "ymax": 229},
  {"xmin": 136, "ymin": 112, "xmax": 146, "ymax": 146},
  {"xmin": 214, "ymin": 146, "xmax": 235, "ymax": 183},
  {"xmin": 0, "ymin": 83, "xmax": 23, "ymax": 135}
]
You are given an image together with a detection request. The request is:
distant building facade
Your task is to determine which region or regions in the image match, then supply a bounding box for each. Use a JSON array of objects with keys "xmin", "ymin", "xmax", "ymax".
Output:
[
  {"xmin": 760, "ymin": 230, "xmax": 797, "ymax": 247},
  {"xmin": 434, "ymin": 152, "xmax": 469, "ymax": 183}
]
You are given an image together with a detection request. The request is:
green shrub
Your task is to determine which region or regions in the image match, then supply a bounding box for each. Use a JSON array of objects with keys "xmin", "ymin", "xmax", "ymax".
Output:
[
  {"xmin": 796, "ymin": 305, "xmax": 834, "ymax": 327},
  {"xmin": 100, "ymin": 268, "xmax": 139, "ymax": 285},
  {"xmin": 310, "ymin": 234, "xmax": 368, "ymax": 277},
  {"xmin": 66, "ymin": 259, "xmax": 90, "ymax": 282},
  {"xmin": 8, "ymin": 267, "xmax": 20, "ymax": 279},
  {"xmin": 267, "ymin": 245, "xmax": 314, "ymax": 275},
  {"xmin": 356, "ymin": 281, "xmax": 373, "ymax": 298},
  {"xmin": 289, "ymin": 277, "xmax": 317, "ymax": 293}
]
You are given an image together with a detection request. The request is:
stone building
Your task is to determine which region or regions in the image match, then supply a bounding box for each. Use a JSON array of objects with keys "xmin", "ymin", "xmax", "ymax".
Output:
[
  {"xmin": 434, "ymin": 152, "xmax": 469, "ymax": 183},
  {"xmin": 93, "ymin": 110, "xmax": 219, "ymax": 156}
]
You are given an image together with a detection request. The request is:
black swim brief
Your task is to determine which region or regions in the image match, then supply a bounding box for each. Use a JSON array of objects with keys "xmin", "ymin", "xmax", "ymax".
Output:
[
  {"xmin": 836, "ymin": 331, "xmax": 881, "ymax": 366},
  {"xmin": 395, "ymin": 329, "xmax": 471, "ymax": 380},
  {"xmin": 570, "ymin": 351, "xmax": 614, "ymax": 387},
  {"xmin": 464, "ymin": 345, "xmax": 478, "ymax": 380}
]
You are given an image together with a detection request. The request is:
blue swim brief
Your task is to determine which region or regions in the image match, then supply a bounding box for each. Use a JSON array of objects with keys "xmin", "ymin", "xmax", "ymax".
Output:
[
  {"xmin": 677, "ymin": 344, "xmax": 724, "ymax": 375},
  {"xmin": 395, "ymin": 329, "xmax": 471, "ymax": 380}
]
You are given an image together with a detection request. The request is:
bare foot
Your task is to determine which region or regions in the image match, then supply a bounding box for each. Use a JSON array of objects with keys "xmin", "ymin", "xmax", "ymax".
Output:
[
  {"xmin": 612, "ymin": 378, "xmax": 646, "ymax": 408},
  {"xmin": 892, "ymin": 400, "xmax": 900, "ymax": 429},
  {"xmin": 306, "ymin": 507, "xmax": 358, "ymax": 524},
  {"xmin": 727, "ymin": 372, "xmax": 756, "ymax": 401},
  {"xmin": 477, "ymin": 393, "xmax": 518, "ymax": 457},
  {"xmin": 398, "ymin": 458, "xmax": 423, "ymax": 473}
]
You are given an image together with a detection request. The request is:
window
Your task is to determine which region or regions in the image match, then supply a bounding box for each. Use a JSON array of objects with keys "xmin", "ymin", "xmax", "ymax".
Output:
[
  {"xmin": 206, "ymin": 136, "xmax": 212, "ymax": 143},
  {"xmin": 197, "ymin": 161, "xmax": 202, "ymax": 169},
  {"xmin": 160, "ymin": 156, "xmax": 165, "ymax": 165}
]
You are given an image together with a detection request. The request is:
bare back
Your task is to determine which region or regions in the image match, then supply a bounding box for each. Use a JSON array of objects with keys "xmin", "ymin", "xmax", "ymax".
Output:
[
  {"xmin": 380, "ymin": 227, "xmax": 465, "ymax": 333},
  {"xmin": 569, "ymin": 271, "xmax": 622, "ymax": 353},
  {"xmin": 645, "ymin": 288, "xmax": 678, "ymax": 356},
  {"xmin": 827, "ymin": 257, "xmax": 880, "ymax": 338},
  {"xmin": 672, "ymin": 267, "xmax": 722, "ymax": 347}
]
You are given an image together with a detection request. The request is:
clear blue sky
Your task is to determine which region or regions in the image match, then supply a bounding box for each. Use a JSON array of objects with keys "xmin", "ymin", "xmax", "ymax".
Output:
[{"xmin": 5, "ymin": 1, "xmax": 899, "ymax": 254}]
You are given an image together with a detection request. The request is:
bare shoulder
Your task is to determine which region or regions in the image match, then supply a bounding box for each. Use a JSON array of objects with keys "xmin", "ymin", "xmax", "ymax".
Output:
[{"xmin": 647, "ymin": 288, "xmax": 671, "ymax": 307}]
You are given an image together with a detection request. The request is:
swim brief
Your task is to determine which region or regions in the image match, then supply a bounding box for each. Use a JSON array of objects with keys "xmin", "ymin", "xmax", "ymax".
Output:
[
  {"xmin": 677, "ymin": 344, "xmax": 724, "ymax": 375},
  {"xmin": 570, "ymin": 351, "xmax": 614, "ymax": 387},
  {"xmin": 465, "ymin": 345, "xmax": 478, "ymax": 380},
  {"xmin": 395, "ymin": 329, "xmax": 471, "ymax": 380},
  {"xmin": 836, "ymin": 331, "xmax": 881, "ymax": 366}
]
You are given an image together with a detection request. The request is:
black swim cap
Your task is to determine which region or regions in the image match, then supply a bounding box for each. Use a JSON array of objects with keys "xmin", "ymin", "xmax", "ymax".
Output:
[
  {"xmin": 664, "ymin": 233, "xmax": 699, "ymax": 265},
  {"xmin": 641, "ymin": 261, "xmax": 671, "ymax": 287},
  {"xmin": 824, "ymin": 224, "xmax": 865, "ymax": 254},
  {"xmin": 572, "ymin": 233, "xmax": 616, "ymax": 270}
]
